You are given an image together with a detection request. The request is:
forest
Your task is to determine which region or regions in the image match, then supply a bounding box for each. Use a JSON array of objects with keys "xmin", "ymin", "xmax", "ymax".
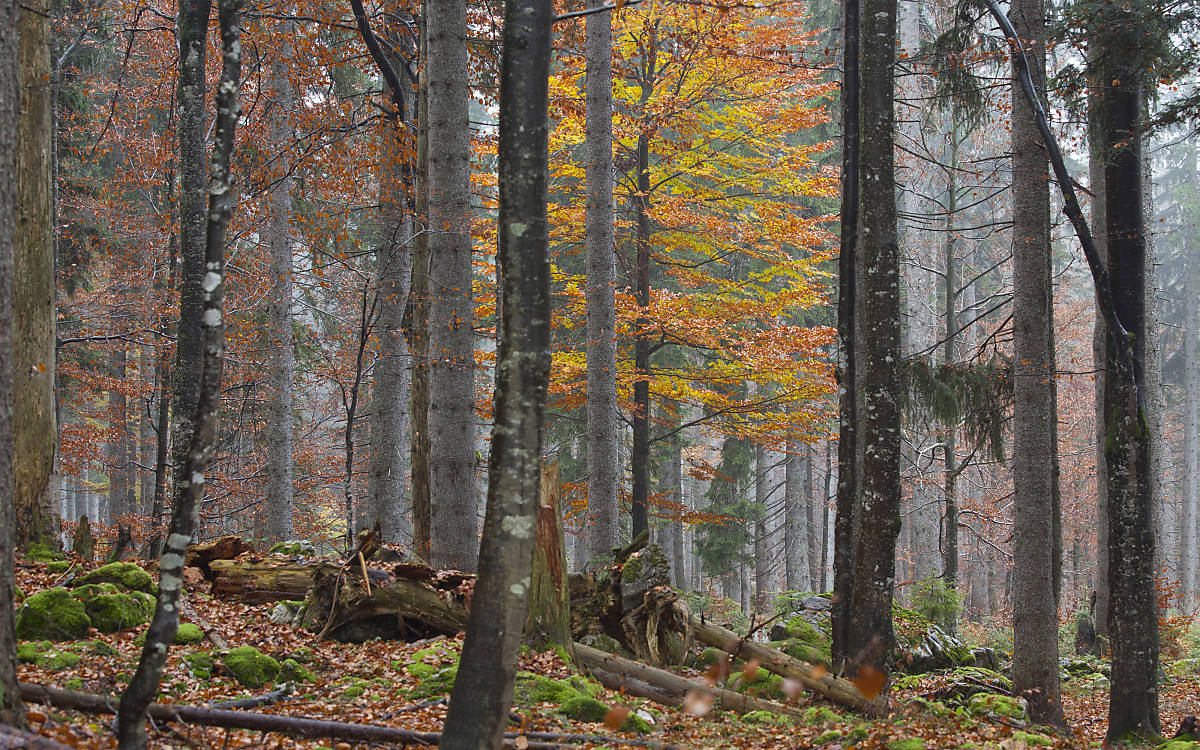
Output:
[{"xmin": 0, "ymin": 0, "xmax": 1199, "ymax": 747}]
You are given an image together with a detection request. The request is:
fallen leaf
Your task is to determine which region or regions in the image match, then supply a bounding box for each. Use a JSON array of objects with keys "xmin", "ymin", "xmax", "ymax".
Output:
[
  {"xmin": 603, "ymin": 706, "xmax": 630, "ymax": 730},
  {"xmin": 851, "ymin": 665, "xmax": 886, "ymax": 700}
]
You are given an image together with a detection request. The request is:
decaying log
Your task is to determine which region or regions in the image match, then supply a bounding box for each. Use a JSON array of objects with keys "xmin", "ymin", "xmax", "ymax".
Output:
[
  {"xmin": 0, "ymin": 723, "xmax": 74, "ymax": 749},
  {"xmin": 17, "ymin": 683, "xmax": 666, "ymax": 750},
  {"xmin": 573, "ymin": 642, "xmax": 807, "ymax": 721},
  {"xmin": 688, "ymin": 617, "xmax": 890, "ymax": 717},
  {"xmin": 184, "ymin": 535, "xmax": 253, "ymax": 577},
  {"xmin": 301, "ymin": 564, "xmax": 468, "ymax": 642},
  {"xmin": 207, "ymin": 558, "xmax": 333, "ymax": 603}
]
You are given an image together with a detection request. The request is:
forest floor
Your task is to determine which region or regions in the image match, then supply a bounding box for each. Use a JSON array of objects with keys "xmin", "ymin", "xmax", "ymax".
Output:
[{"xmin": 11, "ymin": 558, "xmax": 1200, "ymax": 750}]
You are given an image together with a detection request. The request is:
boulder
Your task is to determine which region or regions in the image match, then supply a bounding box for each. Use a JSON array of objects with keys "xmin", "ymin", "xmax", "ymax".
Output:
[
  {"xmin": 268, "ymin": 540, "xmax": 317, "ymax": 557},
  {"xmin": 73, "ymin": 562, "xmax": 156, "ymax": 594},
  {"xmin": 14, "ymin": 588, "xmax": 91, "ymax": 640},
  {"xmin": 222, "ymin": 646, "xmax": 281, "ymax": 689}
]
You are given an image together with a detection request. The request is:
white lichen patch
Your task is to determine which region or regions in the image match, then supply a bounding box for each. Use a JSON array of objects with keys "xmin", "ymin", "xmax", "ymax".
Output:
[
  {"xmin": 501, "ymin": 515, "xmax": 534, "ymax": 539},
  {"xmin": 203, "ymin": 271, "xmax": 223, "ymax": 292}
]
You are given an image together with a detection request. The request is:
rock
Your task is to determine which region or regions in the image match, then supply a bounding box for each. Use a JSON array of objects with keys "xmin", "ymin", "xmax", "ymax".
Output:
[
  {"xmin": 87, "ymin": 640, "xmax": 118, "ymax": 656},
  {"xmin": 15, "ymin": 588, "xmax": 91, "ymax": 640},
  {"xmin": 45, "ymin": 561, "xmax": 72, "ymax": 574},
  {"xmin": 408, "ymin": 665, "xmax": 458, "ymax": 699},
  {"xmin": 967, "ymin": 692, "xmax": 1027, "ymax": 723},
  {"xmin": 557, "ymin": 695, "xmax": 609, "ymax": 722},
  {"xmin": 729, "ymin": 669, "xmax": 785, "ymax": 701},
  {"xmin": 579, "ymin": 632, "xmax": 628, "ymax": 657},
  {"xmin": 222, "ymin": 646, "xmax": 281, "ymax": 689},
  {"xmin": 900, "ymin": 624, "xmax": 976, "ymax": 673},
  {"xmin": 799, "ymin": 595, "xmax": 832, "ymax": 612},
  {"xmin": 802, "ymin": 706, "xmax": 844, "ymax": 725},
  {"xmin": 269, "ymin": 600, "xmax": 306, "ymax": 625},
  {"xmin": 26, "ymin": 542, "xmax": 62, "ymax": 563},
  {"xmin": 621, "ymin": 710, "xmax": 653, "ymax": 734},
  {"xmin": 741, "ymin": 710, "xmax": 791, "ymax": 726},
  {"xmin": 970, "ymin": 647, "xmax": 1001, "ymax": 671},
  {"xmin": 74, "ymin": 562, "xmax": 156, "ymax": 594},
  {"xmin": 44, "ymin": 650, "xmax": 81, "ymax": 670},
  {"xmin": 619, "ymin": 544, "xmax": 670, "ymax": 612},
  {"xmin": 268, "ymin": 540, "xmax": 317, "ymax": 557},
  {"xmin": 174, "ymin": 623, "xmax": 205, "ymax": 644},
  {"xmin": 82, "ymin": 591, "xmax": 152, "ymax": 632},
  {"xmin": 1011, "ymin": 731, "xmax": 1053, "ymax": 747},
  {"xmin": 281, "ymin": 658, "xmax": 314, "ymax": 683},
  {"xmin": 185, "ymin": 652, "xmax": 214, "ymax": 679}
]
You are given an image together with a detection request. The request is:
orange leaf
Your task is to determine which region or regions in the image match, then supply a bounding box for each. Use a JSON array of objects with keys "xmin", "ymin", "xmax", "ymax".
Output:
[
  {"xmin": 851, "ymin": 665, "xmax": 886, "ymax": 700},
  {"xmin": 603, "ymin": 706, "xmax": 630, "ymax": 730}
]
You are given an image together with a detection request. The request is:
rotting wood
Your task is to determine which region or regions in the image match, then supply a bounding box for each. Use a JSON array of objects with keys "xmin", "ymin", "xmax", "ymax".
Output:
[
  {"xmin": 184, "ymin": 536, "xmax": 253, "ymax": 578},
  {"xmin": 207, "ymin": 558, "xmax": 332, "ymax": 603},
  {"xmin": 17, "ymin": 683, "xmax": 676, "ymax": 749},
  {"xmin": 686, "ymin": 617, "xmax": 890, "ymax": 717}
]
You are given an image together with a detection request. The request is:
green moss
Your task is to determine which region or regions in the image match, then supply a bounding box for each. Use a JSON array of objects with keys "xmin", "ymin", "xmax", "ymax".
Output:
[
  {"xmin": 886, "ymin": 739, "xmax": 926, "ymax": 750},
  {"xmin": 696, "ymin": 647, "xmax": 726, "ymax": 667},
  {"xmin": 287, "ymin": 646, "xmax": 313, "ymax": 663},
  {"xmin": 15, "ymin": 588, "xmax": 91, "ymax": 640},
  {"xmin": 46, "ymin": 561, "xmax": 72, "ymax": 574},
  {"xmin": 63, "ymin": 678, "xmax": 84, "ymax": 691},
  {"xmin": 268, "ymin": 541, "xmax": 316, "ymax": 556},
  {"xmin": 341, "ymin": 684, "xmax": 365, "ymax": 700},
  {"xmin": 409, "ymin": 665, "xmax": 458, "ymax": 699},
  {"xmin": 222, "ymin": 646, "xmax": 281, "ymax": 689},
  {"xmin": 27, "ymin": 541, "xmax": 62, "ymax": 562},
  {"xmin": 1159, "ymin": 742, "xmax": 1200, "ymax": 750},
  {"xmin": 729, "ymin": 669, "xmax": 785, "ymax": 700},
  {"xmin": 846, "ymin": 726, "xmax": 870, "ymax": 745},
  {"xmin": 802, "ymin": 706, "xmax": 844, "ymax": 725},
  {"xmin": 74, "ymin": 562, "xmax": 156, "ymax": 594},
  {"xmin": 13, "ymin": 586, "xmax": 23, "ymax": 602},
  {"xmin": 967, "ymin": 693, "xmax": 1027, "ymax": 722},
  {"xmin": 1011, "ymin": 731, "xmax": 1053, "ymax": 747},
  {"xmin": 185, "ymin": 652, "xmax": 214, "ymax": 679},
  {"xmin": 45, "ymin": 650, "xmax": 82, "ymax": 670},
  {"xmin": 514, "ymin": 672, "xmax": 581, "ymax": 705},
  {"xmin": 407, "ymin": 662, "xmax": 436, "ymax": 680},
  {"xmin": 741, "ymin": 710, "xmax": 790, "ymax": 726},
  {"xmin": 815, "ymin": 730, "xmax": 843, "ymax": 743},
  {"xmin": 174, "ymin": 623, "xmax": 205, "ymax": 645},
  {"xmin": 563, "ymin": 674, "xmax": 603, "ymax": 698},
  {"xmin": 83, "ymin": 592, "xmax": 150, "ymax": 632},
  {"xmin": 775, "ymin": 640, "xmax": 831, "ymax": 665},
  {"xmin": 557, "ymin": 695, "xmax": 609, "ymax": 722},
  {"xmin": 87, "ymin": 640, "xmax": 118, "ymax": 656},
  {"xmin": 17, "ymin": 641, "xmax": 48, "ymax": 664},
  {"xmin": 279, "ymin": 659, "xmax": 314, "ymax": 683},
  {"xmin": 620, "ymin": 711, "xmax": 653, "ymax": 734}
]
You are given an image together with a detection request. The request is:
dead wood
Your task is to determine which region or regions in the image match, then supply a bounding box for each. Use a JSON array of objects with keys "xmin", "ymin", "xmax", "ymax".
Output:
[
  {"xmin": 207, "ymin": 558, "xmax": 333, "ymax": 603},
  {"xmin": 301, "ymin": 564, "xmax": 468, "ymax": 642},
  {"xmin": 184, "ymin": 535, "xmax": 253, "ymax": 577},
  {"xmin": 0, "ymin": 723, "xmax": 74, "ymax": 749}
]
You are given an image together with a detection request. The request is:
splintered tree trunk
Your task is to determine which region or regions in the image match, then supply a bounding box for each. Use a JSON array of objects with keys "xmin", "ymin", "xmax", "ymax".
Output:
[
  {"xmin": 367, "ymin": 29, "xmax": 414, "ymax": 544},
  {"xmin": 584, "ymin": 0, "xmax": 619, "ymax": 565},
  {"xmin": 0, "ymin": 0, "xmax": 25, "ymax": 722},
  {"xmin": 14, "ymin": 0, "xmax": 57, "ymax": 551},
  {"xmin": 525, "ymin": 460, "xmax": 571, "ymax": 650},
  {"xmin": 1009, "ymin": 0, "xmax": 1064, "ymax": 724},
  {"xmin": 846, "ymin": 0, "xmax": 901, "ymax": 676},
  {"xmin": 440, "ymin": 1, "xmax": 553, "ymax": 744},
  {"xmin": 116, "ymin": 4, "xmax": 242, "ymax": 746},
  {"xmin": 426, "ymin": 0, "xmax": 478, "ymax": 572},
  {"xmin": 265, "ymin": 47, "xmax": 296, "ymax": 542}
]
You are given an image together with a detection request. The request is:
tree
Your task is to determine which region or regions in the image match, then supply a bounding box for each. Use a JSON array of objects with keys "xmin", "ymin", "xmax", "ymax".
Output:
[
  {"xmin": 427, "ymin": 0, "xmax": 478, "ymax": 572},
  {"xmin": 15, "ymin": 0, "xmax": 58, "ymax": 551},
  {"xmin": 116, "ymin": 0, "xmax": 243, "ymax": 743},
  {"xmin": 1008, "ymin": 0, "xmax": 1065, "ymax": 724},
  {"xmin": 440, "ymin": 0, "xmax": 553, "ymax": 744},
  {"xmin": 584, "ymin": 0, "xmax": 619, "ymax": 565},
  {"xmin": 784, "ymin": 446, "xmax": 811, "ymax": 592},
  {"xmin": 0, "ymin": 0, "xmax": 26, "ymax": 721}
]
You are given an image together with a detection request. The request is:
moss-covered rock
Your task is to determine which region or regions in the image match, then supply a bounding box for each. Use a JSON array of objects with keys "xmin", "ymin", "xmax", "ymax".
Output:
[
  {"xmin": 815, "ymin": 730, "xmax": 843, "ymax": 744},
  {"xmin": 74, "ymin": 562, "xmax": 156, "ymax": 594},
  {"xmin": 83, "ymin": 592, "xmax": 150, "ymax": 632},
  {"xmin": 620, "ymin": 711, "xmax": 653, "ymax": 734},
  {"xmin": 63, "ymin": 678, "xmax": 84, "ymax": 691},
  {"xmin": 409, "ymin": 665, "xmax": 458, "ymax": 699},
  {"xmin": 729, "ymin": 669, "xmax": 785, "ymax": 700},
  {"xmin": 44, "ymin": 650, "xmax": 81, "ymax": 670},
  {"xmin": 341, "ymin": 684, "xmax": 366, "ymax": 700},
  {"xmin": 695, "ymin": 647, "xmax": 727, "ymax": 667},
  {"xmin": 17, "ymin": 641, "xmax": 49, "ymax": 664},
  {"xmin": 802, "ymin": 706, "xmax": 844, "ymax": 725},
  {"xmin": 741, "ymin": 710, "xmax": 790, "ymax": 726},
  {"xmin": 514, "ymin": 672, "xmax": 580, "ymax": 705},
  {"xmin": 222, "ymin": 646, "xmax": 281, "ymax": 689},
  {"xmin": 45, "ymin": 560, "xmax": 72, "ymax": 574},
  {"xmin": 563, "ymin": 674, "xmax": 604, "ymax": 698},
  {"xmin": 268, "ymin": 540, "xmax": 317, "ymax": 556},
  {"xmin": 87, "ymin": 640, "xmax": 118, "ymax": 656},
  {"xmin": 281, "ymin": 658, "xmax": 314, "ymax": 683},
  {"xmin": 558, "ymin": 695, "xmax": 610, "ymax": 722},
  {"xmin": 967, "ymin": 693, "xmax": 1027, "ymax": 723},
  {"xmin": 15, "ymin": 588, "xmax": 91, "ymax": 640},
  {"xmin": 1011, "ymin": 731, "xmax": 1053, "ymax": 747},
  {"xmin": 26, "ymin": 541, "xmax": 62, "ymax": 562},
  {"xmin": 185, "ymin": 652, "xmax": 214, "ymax": 679},
  {"xmin": 886, "ymin": 739, "xmax": 925, "ymax": 750},
  {"xmin": 174, "ymin": 623, "xmax": 205, "ymax": 644}
]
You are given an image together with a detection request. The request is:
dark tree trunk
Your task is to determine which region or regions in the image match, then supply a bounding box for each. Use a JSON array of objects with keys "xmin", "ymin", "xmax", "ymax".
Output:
[
  {"xmin": 845, "ymin": 0, "xmax": 901, "ymax": 677},
  {"xmin": 440, "ymin": 0, "xmax": 553, "ymax": 744},
  {"xmin": 631, "ymin": 129, "xmax": 651, "ymax": 540},
  {"xmin": 0, "ymin": 0, "xmax": 26, "ymax": 722},
  {"xmin": 116, "ymin": 3, "xmax": 242, "ymax": 745},
  {"xmin": 410, "ymin": 9, "xmax": 431, "ymax": 563},
  {"xmin": 831, "ymin": 0, "xmax": 860, "ymax": 669},
  {"xmin": 1009, "ymin": 0, "xmax": 1064, "ymax": 724},
  {"xmin": 145, "ymin": 224, "xmax": 176, "ymax": 560}
]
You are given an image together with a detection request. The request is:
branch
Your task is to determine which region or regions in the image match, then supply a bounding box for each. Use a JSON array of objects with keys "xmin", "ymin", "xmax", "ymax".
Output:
[{"xmin": 347, "ymin": 0, "xmax": 406, "ymax": 117}]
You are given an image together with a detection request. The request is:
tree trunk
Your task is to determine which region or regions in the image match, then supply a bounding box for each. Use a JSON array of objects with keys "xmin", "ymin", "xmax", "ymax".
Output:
[
  {"xmin": 1182, "ymin": 203, "xmax": 1199, "ymax": 605},
  {"xmin": 14, "ymin": 0, "xmax": 58, "ymax": 552},
  {"xmin": 440, "ymin": 1, "xmax": 553, "ymax": 743},
  {"xmin": 584, "ymin": 0, "xmax": 619, "ymax": 565},
  {"xmin": 941, "ymin": 115, "xmax": 960, "ymax": 595},
  {"xmin": 525, "ymin": 460, "xmax": 571, "ymax": 650},
  {"xmin": 631, "ymin": 127, "xmax": 653, "ymax": 541},
  {"xmin": 107, "ymin": 346, "xmax": 129, "ymax": 526},
  {"xmin": 831, "ymin": 0, "xmax": 860, "ymax": 669},
  {"xmin": 426, "ymin": 0, "xmax": 478, "ymax": 572},
  {"xmin": 366, "ymin": 28, "xmax": 415, "ymax": 545},
  {"xmin": 409, "ymin": 10, "xmax": 431, "ymax": 563},
  {"xmin": 117, "ymin": 4, "xmax": 242, "ymax": 745},
  {"xmin": 1009, "ymin": 0, "xmax": 1064, "ymax": 723},
  {"xmin": 0, "ymin": 0, "xmax": 26, "ymax": 720},
  {"xmin": 265, "ymin": 48, "xmax": 296, "ymax": 543},
  {"xmin": 846, "ymin": 0, "xmax": 901, "ymax": 677},
  {"xmin": 754, "ymin": 444, "xmax": 773, "ymax": 605},
  {"xmin": 145, "ymin": 209, "xmax": 176, "ymax": 559}
]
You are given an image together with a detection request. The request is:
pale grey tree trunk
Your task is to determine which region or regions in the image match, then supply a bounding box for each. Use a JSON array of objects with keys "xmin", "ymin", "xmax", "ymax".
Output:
[
  {"xmin": 1009, "ymin": 0, "xmax": 1064, "ymax": 724},
  {"xmin": 1089, "ymin": 95, "xmax": 1110, "ymax": 644},
  {"xmin": 1143, "ymin": 145, "xmax": 1168, "ymax": 585},
  {"xmin": 426, "ymin": 0, "xmax": 477, "ymax": 571},
  {"xmin": 584, "ymin": 0, "xmax": 618, "ymax": 566},
  {"xmin": 265, "ymin": 50, "xmax": 296, "ymax": 542},
  {"xmin": 784, "ymin": 447, "xmax": 811, "ymax": 592},
  {"xmin": 0, "ymin": 0, "xmax": 27, "ymax": 718},
  {"xmin": 754, "ymin": 444, "xmax": 774, "ymax": 605},
  {"xmin": 1182, "ymin": 181, "xmax": 1199, "ymax": 604},
  {"xmin": 107, "ymin": 347, "xmax": 129, "ymax": 524}
]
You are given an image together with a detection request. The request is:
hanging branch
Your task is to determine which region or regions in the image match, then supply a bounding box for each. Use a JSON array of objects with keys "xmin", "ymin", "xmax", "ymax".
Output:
[
  {"xmin": 116, "ymin": 0, "xmax": 243, "ymax": 746},
  {"xmin": 977, "ymin": 0, "xmax": 1143, "ymax": 411},
  {"xmin": 347, "ymin": 0, "xmax": 409, "ymax": 117}
]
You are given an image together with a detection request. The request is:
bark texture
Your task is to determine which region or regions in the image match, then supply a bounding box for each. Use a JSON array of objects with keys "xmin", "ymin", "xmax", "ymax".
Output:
[
  {"xmin": 425, "ymin": 0, "xmax": 478, "ymax": 572},
  {"xmin": 0, "ymin": 0, "xmax": 26, "ymax": 720},
  {"xmin": 409, "ymin": 13, "xmax": 431, "ymax": 562},
  {"xmin": 440, "ymin": 0, "xmax": 553, "ymax": 744},
  {"xmin": 784, "ymin": 447, "xmax": 811, "ymax": 592},
  {"xmin": 265, "ymin": 49, "xmax": 296, "ymax": 542},
  {"xmin": 15, "ymin": 0, "xmax": 58, "ymax": 551},
  {"xmin": 1009, "ymin": 0, "xmax": 1064, "ymax": 723},
  {"xmin": 584, "ymin": 0, "xmax": 619, "ymax": 564}
]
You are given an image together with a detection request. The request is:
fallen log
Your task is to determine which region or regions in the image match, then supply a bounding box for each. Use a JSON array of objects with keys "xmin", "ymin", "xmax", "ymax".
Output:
[
  {"xmin": 687, "ymin": 618, "xmax": 890, "ymax": 717},
  {"xmin": 17, "ymin": 683, "xmax": 672, "ymax": 749},
  {"xmin": 0, "ymin": 723, "xmax": 74, "ymax": 749},
  {"xmin": 573, "ymin": 642, "xmax": 807, "ymax": 721},
  {"xmin": 208, "ymin": 558, "xmax": 333, "ymax": 603},
  {"xmin": 185, "ymin": 535, "xmax": 254, "ymax": 577},
  {"xmin": 301, "ymin": 565, "xmax": 468, "ymax": 642}
]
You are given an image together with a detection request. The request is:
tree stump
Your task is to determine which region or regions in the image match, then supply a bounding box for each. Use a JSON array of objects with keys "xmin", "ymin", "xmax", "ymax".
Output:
[{"xmin": 524, "ymin": 459, "xmax": 571, "ymax": 652}]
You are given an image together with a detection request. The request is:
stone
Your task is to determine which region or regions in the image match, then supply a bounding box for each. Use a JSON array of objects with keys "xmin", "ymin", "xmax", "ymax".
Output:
[
  {"xmin": 175, "ymin": 623, "xmax": 205, "ymax": 644},
  {"xmin": 886, "ymin": 739, "xmax": 926, "ymax": 750},
  {"xmin": 1011, "ymin": 731, "xmax": 1053, "ymax": 747},
  {"xmin": 222, "ymin": 646, "xmax": 281, "ymax": 689},
  {"xmin": 15, "ymin": 588, "xmax": 91, "ymax": 640},
  {"xmin": 281, "ymin": 658, "xmax": 314, "ymax": 683},
  {"xmin": 83, "ymin": 592, "xmax": 151, "ymax": 633},
  {"xmin": 557, "ymin": 695, "xmax": 609, "ymax": 722},
  {"xmin": 803, "ymin": 706, "xmax": 844, "ymax": 725},
  {"xmin": 620, "ymin": 711, "xmax": 653, "ymax": 733},
  {"xmin": 74, "ymin": 562, "xmax": 156, "ymax": 594},
  {"xmin": 967, "ymin": 692, "xmax": 1027, "ymax": 723},
  {"xmin": 268, "ymin": 540, "xmax": 317, "ymax": 557},
  {"xmin": 185, "ymin": 652, "xmax": 214, "ymax": 679}
]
